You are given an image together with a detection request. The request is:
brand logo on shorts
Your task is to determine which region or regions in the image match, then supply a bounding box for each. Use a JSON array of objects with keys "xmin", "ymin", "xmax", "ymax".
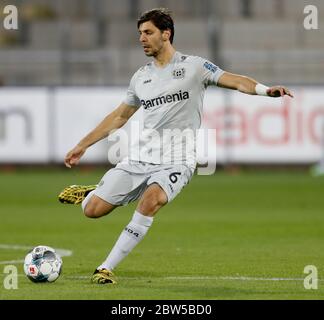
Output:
[
  {"xmin": 98, "ymin": 180, "xmax": 104, "ymax": 187},
  {"xmin": 143, "ymin": 79, "xmax": 152, "ymax": 84}
]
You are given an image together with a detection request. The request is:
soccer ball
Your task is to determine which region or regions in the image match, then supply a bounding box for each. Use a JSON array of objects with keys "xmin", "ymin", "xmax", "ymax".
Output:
[{"xmin": 24, "ymin": 245, "xmax": 62, "ymax": 283}]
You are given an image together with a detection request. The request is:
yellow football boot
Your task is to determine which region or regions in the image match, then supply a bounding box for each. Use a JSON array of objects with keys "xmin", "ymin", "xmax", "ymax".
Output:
[
  {"xmin": 58, "ymin": 185, "xmax": 97, "ymax": 204},
  {"xmin": 91, "ymin": 268, "xmax": 117, "ymax": 284}
]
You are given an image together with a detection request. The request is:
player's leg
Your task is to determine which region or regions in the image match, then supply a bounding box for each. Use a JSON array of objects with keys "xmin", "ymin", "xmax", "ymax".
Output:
[
  {"xmin": 93, "ymin": 183, "xmax": 167, "ymax": 284},
  {"xmin": 82, "ymin": 193, "xmax": 117, "ymax": 218},
  {"xmin": 136, "ymin": 183, "xmax": 168, "ymax": 216},
  {"xmin": 93, "ymin": 165, "xmax": 193, "ymax": 284},
  {"xmin": 61, "ymin": 166, "xmax": 144, "ymax": 219},
  {"xmin": 98, "ymin": 183, "xmax": 166, "ymax": 266}
]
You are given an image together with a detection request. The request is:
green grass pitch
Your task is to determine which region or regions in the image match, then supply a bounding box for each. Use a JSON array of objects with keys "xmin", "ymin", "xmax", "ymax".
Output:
[{"xmin": 1, "ymin": 167, "xmax": 324, "ymax": 300}]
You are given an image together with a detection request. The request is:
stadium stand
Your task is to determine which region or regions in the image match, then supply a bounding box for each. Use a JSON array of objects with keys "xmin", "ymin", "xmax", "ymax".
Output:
[{"xmin": 0, "ymin": 0, "xmax": 323, "ymax": 86}]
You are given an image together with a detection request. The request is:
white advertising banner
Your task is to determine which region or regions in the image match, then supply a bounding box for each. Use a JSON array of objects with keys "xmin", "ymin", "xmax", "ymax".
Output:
[
  {"xmin": 0, "ymin": 87, "xmax": 323, "ymax": 164},
  {"xmin": 0, "ymin": 88, "xmax": 50, "ymax": 162},
  {"xmin": 54, "ymin": 88, "xmax": 144, "ymax": 163},
  {"xmin": 54, "ymin": 88, "xmax": 122, "ymax": 163},
  {"xmin": 203, "ymin": 87, "xmax": 324, "ymax": 163}
]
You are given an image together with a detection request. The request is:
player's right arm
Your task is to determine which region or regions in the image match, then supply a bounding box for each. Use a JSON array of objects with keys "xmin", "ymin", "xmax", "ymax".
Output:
[
  {"xmin": 217, "ymin": 72, "xmax": 293, "ymax": 97},
  {"xmin": 64, "ymin": 102, "xmax": 137, "ymax": 168}
]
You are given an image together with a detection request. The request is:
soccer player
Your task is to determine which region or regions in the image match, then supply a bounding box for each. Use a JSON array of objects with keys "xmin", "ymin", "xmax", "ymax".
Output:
[{"xmin": 59, "ymin": 8, "xmax": 293, "ymax": 284}]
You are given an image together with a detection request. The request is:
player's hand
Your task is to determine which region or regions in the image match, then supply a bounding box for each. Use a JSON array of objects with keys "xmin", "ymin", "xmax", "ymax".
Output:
[
  {"xmin": 267, "ymin": 86, "xmax": 294, "ymax": 98},
  {"xmin": 64, "ymin": 145, "xmax": 86, "ymax": 168}
]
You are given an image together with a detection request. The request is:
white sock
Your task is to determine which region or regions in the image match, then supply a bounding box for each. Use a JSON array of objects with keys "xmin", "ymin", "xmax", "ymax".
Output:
[
  {"xmin": 81, "ymin": 190, "xmax": 95, "ymax": 212},
  {"xmin": 97, "ymin": 211, "xmax": 153, "ymax": 271}
]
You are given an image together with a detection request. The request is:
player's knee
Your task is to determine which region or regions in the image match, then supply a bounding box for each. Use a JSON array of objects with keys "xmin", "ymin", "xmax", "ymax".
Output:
[
  {"xmin": 82, "ymin": 196, "xmax": 115, "ymax": 218},
  {"xmin": 83, "ymin": 202, "xmax": 110, "ymax": 218},
  {"xmin": 83, "ymin": 203, "xmax": 100, "ymax": 218},
  {"xmin": 139, "ymin": 190, "xmax": 167, "ymax": 214}
]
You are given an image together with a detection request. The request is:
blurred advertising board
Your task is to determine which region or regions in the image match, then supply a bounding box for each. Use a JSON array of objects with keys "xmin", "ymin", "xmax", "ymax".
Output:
[
  {"xmin": 0, "ymin": 87, "xmax": 323, "ymax": 164},
  {"xmin": 0, "ymin": 88, "xmax": 50, "ymax": 163}
]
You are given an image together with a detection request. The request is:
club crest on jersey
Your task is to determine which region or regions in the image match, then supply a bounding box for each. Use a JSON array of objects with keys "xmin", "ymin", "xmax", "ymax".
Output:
[{"xmin": 172, "ymin": 68, "xmax": 185, "ymax": 79}]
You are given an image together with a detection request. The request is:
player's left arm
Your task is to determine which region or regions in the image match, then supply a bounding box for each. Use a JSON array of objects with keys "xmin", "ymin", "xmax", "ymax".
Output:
[{"xmin": 217, "ymin": 72, "xmax": 293, "ymax": 98}]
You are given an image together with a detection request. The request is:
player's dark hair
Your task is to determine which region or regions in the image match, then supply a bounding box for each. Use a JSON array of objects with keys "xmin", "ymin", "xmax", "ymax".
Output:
[{"xmin": 137, "ymin": 8, "xmax": 174, "ymax": 44}]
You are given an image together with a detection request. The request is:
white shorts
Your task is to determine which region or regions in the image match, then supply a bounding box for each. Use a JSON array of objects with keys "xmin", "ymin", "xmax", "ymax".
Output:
[{"xmin": 94, "ymin": 161, "xmax": 194, "ymax": 206}]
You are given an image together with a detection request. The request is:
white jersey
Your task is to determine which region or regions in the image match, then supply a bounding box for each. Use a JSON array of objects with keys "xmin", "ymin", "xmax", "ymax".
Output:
[{"xmin": 124, "ymin": 51, "xmax": 224, "ymax": 170}]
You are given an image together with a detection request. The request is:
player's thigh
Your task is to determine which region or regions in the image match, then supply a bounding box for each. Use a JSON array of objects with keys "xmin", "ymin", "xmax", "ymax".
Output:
[
  {"xmin": 94, "ymin": 167, "xmax": 146, "ymax": 206},
  {"xmin": 136, "ymin": 183, "xmax": 168, "ymax": 215},
  {"xmin": 84, "ymin": 195, "xmax": 117, "ymax": 218},
  {"xmin": 147, "ymin": 164, "xmax": 193, "ymax": 203}
]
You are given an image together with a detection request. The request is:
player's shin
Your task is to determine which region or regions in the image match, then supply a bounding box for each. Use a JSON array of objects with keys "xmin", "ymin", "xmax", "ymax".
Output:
[{"xmin": 97, "ymin": 211, "xmax": 153, "ymax": 271}]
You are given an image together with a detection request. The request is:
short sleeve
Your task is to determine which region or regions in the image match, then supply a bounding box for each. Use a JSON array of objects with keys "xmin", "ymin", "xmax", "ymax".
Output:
[
  {"xmin": 195, "ymin": 57, "xmax": 225, "ymax": 87},
  {"xmin": 124, "ymin": 72, "xmax": 141, "ymax": 107}
]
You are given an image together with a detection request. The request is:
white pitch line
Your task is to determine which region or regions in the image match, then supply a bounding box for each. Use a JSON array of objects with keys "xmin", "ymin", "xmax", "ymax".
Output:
[
  {"xmin": 54, "ymin": 248, "xmax": 73, "ymax": 257},
  {"xmin": 0, "ymin": 260, "xmax": 24, "ymax": 265},
  {"xmin": 12, "ymin": 273, "xmax": 324, "ymax": 282},
  {"xmin": 2, "ymin": 244, "xmax": 321, "ymax": 283},
  {"xmin": 165, "ymin": 276, "xmax": 312, "ymax": 281},
  {"xmin": 0, "ymin": 244, "xmax": 32, "ymax": 250},
  {"xmin": 62, "ymin": 275, "xmax": 324, "ymax": 282},
  {"xmin": 0, "ymin": 244, "xmax": 73, "ymax": 265}
]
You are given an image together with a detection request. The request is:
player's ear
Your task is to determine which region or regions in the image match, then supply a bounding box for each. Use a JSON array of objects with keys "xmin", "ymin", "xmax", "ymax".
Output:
[{"xmin": 162, "ymin": 29, "xmax": 171, "ymax": 42}]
